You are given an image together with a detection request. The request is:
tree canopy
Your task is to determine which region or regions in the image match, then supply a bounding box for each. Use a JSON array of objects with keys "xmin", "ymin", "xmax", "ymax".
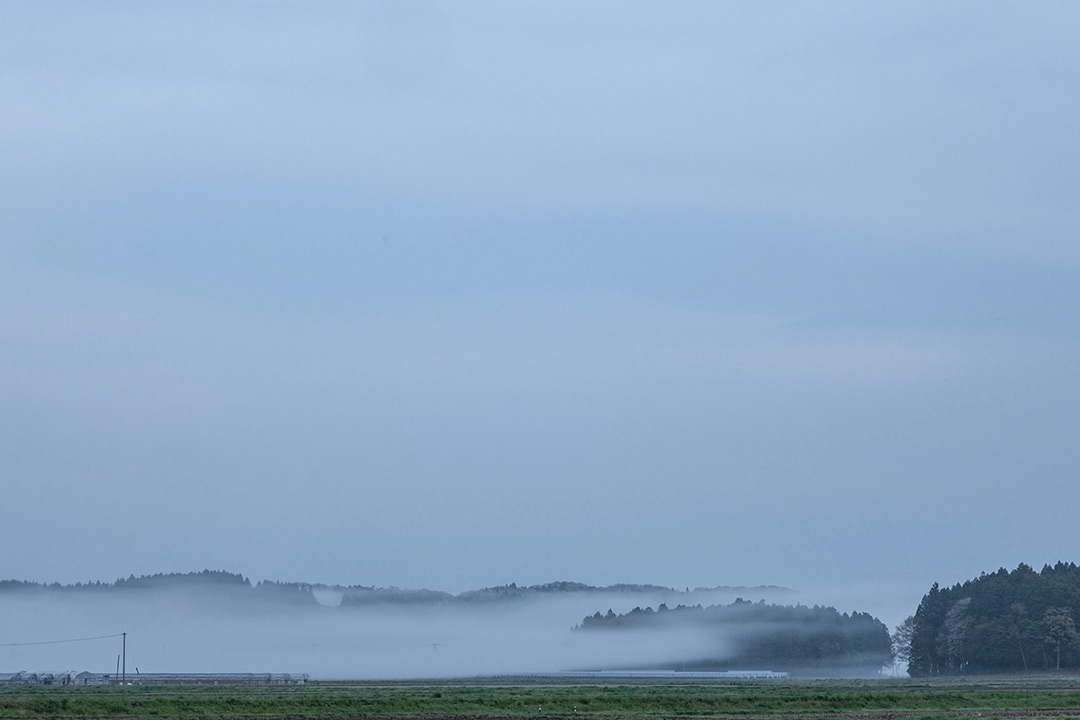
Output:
[
  {"xmin": 579, "ymin": 599, "xmax": 892, "ymax": 674},
  {"xmin": 902, "ymin": 562, "xmax": 1080, "ymax": 676}
]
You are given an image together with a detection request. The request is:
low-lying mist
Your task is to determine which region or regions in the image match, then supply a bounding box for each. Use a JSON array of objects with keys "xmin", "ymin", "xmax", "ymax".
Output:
[{"xmin": 1, "ymin": 584, "xmax": 800, "ymax": 679}]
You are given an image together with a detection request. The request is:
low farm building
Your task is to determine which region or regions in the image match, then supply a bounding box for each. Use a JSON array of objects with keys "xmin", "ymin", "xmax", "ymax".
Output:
[{"xmin": 1, "ymin": 672, "xmax": 308, "ymax": 686}]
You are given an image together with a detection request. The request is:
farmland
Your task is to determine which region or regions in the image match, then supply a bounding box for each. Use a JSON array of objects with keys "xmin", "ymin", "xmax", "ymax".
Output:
[{"xmin": 4, "ymin": 676, "xmax": 1080, "ymax": 719}]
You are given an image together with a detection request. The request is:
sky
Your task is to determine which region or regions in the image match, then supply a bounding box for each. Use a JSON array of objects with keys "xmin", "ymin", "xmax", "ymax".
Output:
[{"xmin": 2, "ymin": 2, "xmax": 1079, "ymax": 632}]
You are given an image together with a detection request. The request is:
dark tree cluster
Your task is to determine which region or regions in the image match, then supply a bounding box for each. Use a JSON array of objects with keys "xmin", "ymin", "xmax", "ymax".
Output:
[
  {"xmin": 339, "ymin": 585, "xmax": 454, "ymax": 606},
  {"xmin": 252, "ymin": 580, "xmax": 320, "ymax": 605},
  {"xmin": 579, "ymin": 599, "xmax": 892, "ymax": 673},
  {"xmin": 903, "ymin": 562, "xmax": 1080, "ymax": 676},
  {"xmin": 0, "ymin": 570, "xmax": 249, "ymax": 593},
  {"xmin": 112, "ymin": 570, "xmax": 250, "ymax": 589}
]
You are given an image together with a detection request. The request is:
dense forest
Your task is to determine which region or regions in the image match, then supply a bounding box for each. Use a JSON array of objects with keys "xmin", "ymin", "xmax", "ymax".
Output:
[
  {"xmin": 579, "ymin": 599, "xmax": 893, "ymax": 674},
  {"xmin": 900, "ymin": 562, "xmax": 1080, "ymax": 676}
]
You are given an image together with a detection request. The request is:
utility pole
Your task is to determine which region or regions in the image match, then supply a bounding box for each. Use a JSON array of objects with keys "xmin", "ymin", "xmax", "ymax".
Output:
[{"xmin": 122, "ymin": 633, "xmax": 126, "ymax": 685}]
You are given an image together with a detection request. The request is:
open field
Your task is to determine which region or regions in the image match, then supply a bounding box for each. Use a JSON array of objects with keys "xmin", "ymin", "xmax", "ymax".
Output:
[{"xmin": 4, "ymin": 676, "xmax": 1080, "ymax": 719}]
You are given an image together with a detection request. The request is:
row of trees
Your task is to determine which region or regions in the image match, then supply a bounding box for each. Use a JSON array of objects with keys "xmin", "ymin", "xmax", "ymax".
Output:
[
  {"xmin": 580, "ymin": 599, "xmax": 893, "ymax": 673},
  {"xmin": 0, "ymin": 570, "xmax": 250, "ymax": 593},
  {"xmin": 895, "ymin": 562, "xmax": 1080, "ymax": 675}
]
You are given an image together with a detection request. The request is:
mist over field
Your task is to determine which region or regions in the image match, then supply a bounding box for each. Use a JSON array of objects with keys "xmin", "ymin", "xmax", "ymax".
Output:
[{"xmin": 1, "ymin": 579, "xmax": 845, "ymax": 679}]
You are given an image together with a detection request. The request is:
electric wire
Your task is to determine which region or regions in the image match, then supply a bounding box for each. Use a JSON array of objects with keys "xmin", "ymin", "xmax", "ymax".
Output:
[{"xmin": 0, "ymin": 633, "xmax": 124, "ymax": 648}]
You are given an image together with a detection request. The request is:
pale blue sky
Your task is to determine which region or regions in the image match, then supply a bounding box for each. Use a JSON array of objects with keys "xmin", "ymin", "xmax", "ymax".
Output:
[{"xmin": 2, "ymin": 2, "xmax": 1079, "ymax": 627}]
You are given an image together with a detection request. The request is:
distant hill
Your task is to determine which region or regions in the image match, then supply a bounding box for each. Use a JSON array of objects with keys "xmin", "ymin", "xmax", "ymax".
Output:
[
  {"xmin": 447, "ymin": 581, "xmax": 791, "ymax": 606},
  {"xmin": 0, "ymin": 570, "xmax": 790, "ymax": 608},
  {"xmin": 0, "ymin": 570, "xmax": 249, "ymax": 593}
]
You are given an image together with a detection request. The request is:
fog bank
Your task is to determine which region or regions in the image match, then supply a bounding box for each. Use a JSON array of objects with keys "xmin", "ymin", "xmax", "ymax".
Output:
[{"xmin": 1, "ymin": 585, "xmax": 802, "ymax": 679}]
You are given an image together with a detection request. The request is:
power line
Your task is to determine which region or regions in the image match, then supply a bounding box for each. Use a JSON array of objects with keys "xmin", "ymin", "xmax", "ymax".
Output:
[{"xmin": 0, "ymin": 633, "xmax": 125, "ymax": 648}]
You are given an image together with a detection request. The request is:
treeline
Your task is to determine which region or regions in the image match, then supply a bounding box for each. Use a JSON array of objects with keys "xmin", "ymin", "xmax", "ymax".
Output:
[
  {"xmin": 0, "ymin": 570, "xmax": 249, "ymax": 593},
  {"xmin": 900, "ymin": 562, "xmax": 1080, "ymax": 676},
  {"xmin": 115, "ymin": 570, "xmax": 249, "ymax": 589},
  {"xmin": 0, "ymin": 571, "xmax": 785, "ymax": 608},
  {"xmin": 579, "ymin": 599, "xmax": 892, "ymax": 673}
]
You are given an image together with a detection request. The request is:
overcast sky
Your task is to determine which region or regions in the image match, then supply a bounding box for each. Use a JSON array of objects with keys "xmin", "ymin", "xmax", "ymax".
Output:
[{"xmin": 2, "ymin": 2, "xmax": 1079, "ymax": 627}]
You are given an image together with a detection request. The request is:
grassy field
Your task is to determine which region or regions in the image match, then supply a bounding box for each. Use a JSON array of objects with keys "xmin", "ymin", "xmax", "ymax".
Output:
[{"xmin": 3, "ymin": 676, "xmax": 1080, "ymax": 719}]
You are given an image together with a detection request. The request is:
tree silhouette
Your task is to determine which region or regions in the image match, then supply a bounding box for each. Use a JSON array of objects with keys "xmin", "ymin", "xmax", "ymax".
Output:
[{"xmin": 1043, "ymin": 607, "xmax": 1078, "ymax": 671}]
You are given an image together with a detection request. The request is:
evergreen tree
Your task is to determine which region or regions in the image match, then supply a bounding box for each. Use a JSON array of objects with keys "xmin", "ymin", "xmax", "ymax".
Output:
[{"xmin": 909, "ymin": 563, "xmax": 1080, "ymax": 676}]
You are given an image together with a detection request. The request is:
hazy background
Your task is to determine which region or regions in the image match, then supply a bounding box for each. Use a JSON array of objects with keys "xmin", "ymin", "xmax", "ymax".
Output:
[
  {"xmin": 1, "ymin": 586, "xmax": 797, "ymax": 678},
  {"xmin": 2, "ymin": 1, "xmax": 1079, "ymax": 655}
]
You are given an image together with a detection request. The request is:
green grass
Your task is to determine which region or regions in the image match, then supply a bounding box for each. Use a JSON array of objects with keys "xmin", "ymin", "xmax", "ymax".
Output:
[{"xmin": 4, "ymin": 676, "xmax": 1080, "ymax": 719}]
